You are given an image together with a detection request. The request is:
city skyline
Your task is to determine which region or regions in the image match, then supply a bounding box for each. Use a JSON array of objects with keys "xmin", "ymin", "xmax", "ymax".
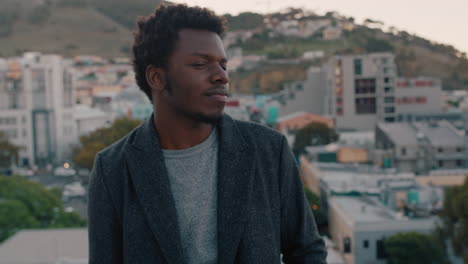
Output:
[{"xmin": 172, "ymin": 0, "xmax": 468, "ymax": 54}]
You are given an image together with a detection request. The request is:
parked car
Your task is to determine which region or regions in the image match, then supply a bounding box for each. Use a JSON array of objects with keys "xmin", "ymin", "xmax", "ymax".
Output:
[
  {"xmin": 13, "ymin": 168, "xmax": 35, "ymax": 177},
  {"xmin": 54, "ymin": 167, "xmax": 76, "ymax": 177}
]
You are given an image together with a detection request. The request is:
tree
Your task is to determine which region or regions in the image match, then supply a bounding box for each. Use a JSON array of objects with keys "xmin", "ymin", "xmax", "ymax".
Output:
[
  {"xmin": 304, "ymin": 188, "xmax": 326, "ymax": 225},
  {"xmin": 73, "ymin": 117, "xmax": 141, "ymax": 169},
  {"xmin": 385, "ymin": 232, "xmax": 448, "ymax": 264},
  {"xmin": 0, "ymin": 131, "xmax": 20, "ymax": 168},
  {"xmin": 292, "ymin": 122, "xmax": 339, "ymax": 156},
  {"xmin": 0, "ymin": 175, "xmax": 86, "ymax": 243},
  {"xmin": 439, "ymin": 177, "xmax": 468, "ymax": 263}
]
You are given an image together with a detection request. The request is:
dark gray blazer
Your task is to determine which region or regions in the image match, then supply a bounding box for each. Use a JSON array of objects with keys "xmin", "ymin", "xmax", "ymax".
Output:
[{"xmin": 88, "ymin": 114, "xmax": 327, "ymax": 264}]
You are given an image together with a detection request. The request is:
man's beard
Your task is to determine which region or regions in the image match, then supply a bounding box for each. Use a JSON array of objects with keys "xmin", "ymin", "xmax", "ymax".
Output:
[{"xmin": 163, "ymin": 81, "xmax": 223, "ymax": 125}]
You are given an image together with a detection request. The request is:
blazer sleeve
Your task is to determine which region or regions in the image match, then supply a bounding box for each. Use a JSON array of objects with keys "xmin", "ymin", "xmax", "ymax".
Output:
[
  {"xmin": 279, "ymin": 136, "xmax": 328, "ymax": 264},
  {"xmin": 88, "ymin": 154, "xmax": 123, "ymax": 264}
]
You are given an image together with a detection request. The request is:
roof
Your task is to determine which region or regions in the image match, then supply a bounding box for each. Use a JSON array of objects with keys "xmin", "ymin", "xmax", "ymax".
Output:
[
  {"xmin": 378, "ymin": 121, "xmax": 465, "ymax": 147},
  {"xmin": 417, "ymin": 174, "xmax": 467, "ymax": 187},
  {"xmin": 412, "ymin": 121, "xmax": 464, "ymax": 147},
  {"xmin": 330, "ymin": 196, "xmax": 437, "ymax": 232},
  {"xmin": 0, "ymin": 228, "xmax": 88, "ymax": 264},
  {"xmin": 378, "ymin": 123, "xmax": 419, "ymax": 146},
  {"xmin": 276, "ymin": 111, "xmax": 334, "ymax": 132},
  {"xmin": 332, "ymin": 196, "xmax": 396, "ymax": 225}
]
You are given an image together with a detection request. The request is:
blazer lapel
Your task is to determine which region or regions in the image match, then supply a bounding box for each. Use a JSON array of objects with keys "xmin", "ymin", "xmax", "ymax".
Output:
[
  {"xmin": 126, "ymin": 116, "xmax": 184, "ymax": 264},
  {"xmin": 217, "ymin": 115, "xmax": 255, "ymax": 263}
]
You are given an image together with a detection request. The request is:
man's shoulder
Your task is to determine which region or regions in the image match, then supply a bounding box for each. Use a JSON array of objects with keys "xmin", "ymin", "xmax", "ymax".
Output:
[
  {"xmin": 230, "ymin": 118, "xmax": 284, "ymax": 145},
  {"xmin": 95, "ymin": 123, "xmax": 141, "ymax": 164}
]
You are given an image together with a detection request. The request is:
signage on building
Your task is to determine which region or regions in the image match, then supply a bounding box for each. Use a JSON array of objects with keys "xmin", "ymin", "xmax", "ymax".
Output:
[
  {"xmin": 396, "ymin": 80, "xmax": 434, "ymax": 88},
  {"xmin": 396, "ymin": 97, "xmax": 427, "ymax": 104}
]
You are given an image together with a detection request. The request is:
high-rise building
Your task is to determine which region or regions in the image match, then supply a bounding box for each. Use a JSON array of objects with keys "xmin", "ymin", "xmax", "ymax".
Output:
[
  {"xmin": 324, "ymin": 52, "xmax": 398, "ymax": 131},
  {"xmin": 0, "ymin": 52, "xmax": 76, "ymax": 168}
]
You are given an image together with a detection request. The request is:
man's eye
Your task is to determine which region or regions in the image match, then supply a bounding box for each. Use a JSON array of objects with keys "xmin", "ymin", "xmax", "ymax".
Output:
[
  {"xmin": 192, "ymin": 63, "xmax": 206, "ymax": 68},
  {"xmin": 221, "ymin": 64, "xmax": 227, "ymax": 71}
]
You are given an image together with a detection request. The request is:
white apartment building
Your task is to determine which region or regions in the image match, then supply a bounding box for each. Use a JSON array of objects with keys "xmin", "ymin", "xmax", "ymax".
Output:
[
  {"xmin": 324, "ymin": 52, "xmax": 398, "ymax": 131},
  {"xmin": 323, "ymin": 53, "xmax": 444, "ymax": 131},
  {"xmin": 0, "ymin": 52, "xmax": 76, "ymax": 168}
]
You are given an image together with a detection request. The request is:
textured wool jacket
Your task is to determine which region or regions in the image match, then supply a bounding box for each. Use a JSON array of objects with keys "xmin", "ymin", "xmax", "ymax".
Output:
[{"xmin": 88, "ymin": 114, "xmax": 327, "ymax": 264}]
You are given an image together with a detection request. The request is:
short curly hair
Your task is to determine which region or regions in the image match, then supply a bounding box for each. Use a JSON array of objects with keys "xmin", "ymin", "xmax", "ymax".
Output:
[{"xmin": 132, "ymin": 4, "xmax": 226, "ymax": 102}]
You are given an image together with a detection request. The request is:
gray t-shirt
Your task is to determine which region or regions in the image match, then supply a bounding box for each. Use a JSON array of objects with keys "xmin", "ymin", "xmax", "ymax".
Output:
[{"xmin": 162, "ymin": 128, "xmax": 218, "ymax": 264}]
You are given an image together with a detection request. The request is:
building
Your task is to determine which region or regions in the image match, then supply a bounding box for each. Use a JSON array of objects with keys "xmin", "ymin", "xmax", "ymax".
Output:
[
  {"xmin": 323, "ymin": 53, "xmax": 398, "ymax": 131},
  {"xmin": 328, "ymin": 195, "xmax": 436, "ymax": 264},
  {"xmin": 278, "ymin": 67, "xmax": 328, "ymax": 117},
  {"xmin": 74, "ymin": 104, "xmax": 113, "ymax": 136},
  {"xmin": 395, "ymin": 77, "xmax": 442, "ymax": 114},
  {"xmin": 300, "ymin": 160, "xmax": 443, "ymax": 264},
  {"xmin": 0, "ymin": 52, "xmax": 76, "ymax": 168},
  {"xmin": 322, "ymin": 27, "xmax": 342, "ymax": 40},
  {"xmin": 0, "ymin": 228, "xmax": 88, "ymax": 264},
  {"xmin": 375, "ymin": 121, "xmax": 467, "ymax": 174}
]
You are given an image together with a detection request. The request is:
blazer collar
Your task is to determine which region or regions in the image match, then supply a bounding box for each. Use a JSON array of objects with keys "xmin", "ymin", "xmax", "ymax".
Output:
[{"xmin": 126, "ymin": 114, "xmax": 254, "ymax": 263}]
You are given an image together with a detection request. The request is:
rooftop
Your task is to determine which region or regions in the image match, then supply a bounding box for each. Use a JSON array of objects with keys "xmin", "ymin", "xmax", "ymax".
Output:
[
  {"xmin": 330, "ymin": 196, "xmax": 437, "ymax": 232},
  {"xmin": 378, "ymin": 121, "xmax": 465, "ymax": 147},
  {"xmin": 0, "ymin": 228, "xmax": 88, "ymax": 264}
]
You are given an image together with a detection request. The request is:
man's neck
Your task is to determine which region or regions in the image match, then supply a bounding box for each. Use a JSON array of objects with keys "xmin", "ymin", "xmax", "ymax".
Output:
[{"xmin": 154, "ymin": 111, "xmax": 214, "ymax": 150}]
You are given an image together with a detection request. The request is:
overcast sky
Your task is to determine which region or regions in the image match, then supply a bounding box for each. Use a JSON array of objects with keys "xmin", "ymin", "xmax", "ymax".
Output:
[{"xmin": 171, "ymin": 0, "xmax": 468, "ymax": 53}]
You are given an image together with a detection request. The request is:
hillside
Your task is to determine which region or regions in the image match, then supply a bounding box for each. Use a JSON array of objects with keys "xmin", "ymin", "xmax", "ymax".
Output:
[
  {"xmin": 0, "ymin": 1, "xmax": 467, "ymax": 91},
  {"xmin": 0, "ymin": 0, "xmax": 163, "ymax": 57}
]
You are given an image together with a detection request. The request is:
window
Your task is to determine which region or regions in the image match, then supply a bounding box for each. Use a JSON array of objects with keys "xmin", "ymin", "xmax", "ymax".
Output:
[
  {"xmin": 384, "ymin": 97, "xmax": 394, "ymax": 103},
  {"xmin": 438, "ymin": 161, "xmax": 443, "ymax": 167},
  {"xmin": 438, "ymin": 148, "xmax": 443, "ymax": 153},
  {"xmin": 355, "ymin": 78, "xmax": 376, "ymax": 94},
  {"xmin": 401, "ymin": 148, "xmax": 406, "ymax": 155},
  {"xmin": 384, "ymin": 86, "xmax": 393, "ymax": 93},
  {"xmin": 376, "ymin": 239, "xmax": 387, "ymax": 259},
  {"xmin": 385, "ymin": 107, "xmax": 395, "ymax": 113},
  {"xmin": 355, "ymin": 97, "xmax": 376, "ymax": 114},
  {"xmin": 457, "ymin": 160, "xmax": 463, "ymax": 167},
  {"xmin": 363, "ymin": 240, "xmax": 369, "ymax": 248},
  {"xmin": 354, "ymin": 59, "xmax": 362, "ymax": 75},
  {"xmin": 343, "ymin": 237, "xmax": 352, "ymax": 253},
  {"xmin": 457, "ymin": 147, "xmax": 463, "ymax": 152},
  {"xmin": 385, "ymin": 117, "xmax": 395, "ymax": 122}
]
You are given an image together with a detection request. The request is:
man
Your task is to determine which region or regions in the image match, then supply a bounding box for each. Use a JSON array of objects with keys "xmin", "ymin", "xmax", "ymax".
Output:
[{"xmin": 88, "ymin": 4, "xmax": 327, "ymax": 264}]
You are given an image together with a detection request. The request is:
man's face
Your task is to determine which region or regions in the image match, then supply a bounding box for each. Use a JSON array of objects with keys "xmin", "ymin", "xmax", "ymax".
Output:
[{"xmin": 160, "ymin": 28, "xmax": 229, "ymax": 124}]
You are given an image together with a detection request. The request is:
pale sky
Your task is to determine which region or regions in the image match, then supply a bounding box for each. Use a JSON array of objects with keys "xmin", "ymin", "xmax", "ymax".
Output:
[{"xmin": 172, "ymin": 0, "xmax": 468, "ymax": 54}]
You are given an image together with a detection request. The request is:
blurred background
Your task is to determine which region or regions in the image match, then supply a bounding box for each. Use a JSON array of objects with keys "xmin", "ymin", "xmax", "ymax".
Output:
[{"xmin": 0, "ymin": 0, "xmax": 467, "ymax": 263}]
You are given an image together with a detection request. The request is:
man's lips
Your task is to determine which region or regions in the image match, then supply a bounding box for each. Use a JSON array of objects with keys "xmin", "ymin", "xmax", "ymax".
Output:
[{"xmin": 204, "ymin": 88, "xmax": 229, "ymax": 102}]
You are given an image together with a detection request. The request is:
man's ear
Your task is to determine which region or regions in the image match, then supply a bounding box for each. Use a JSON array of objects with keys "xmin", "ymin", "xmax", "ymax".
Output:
[{"xmin": 146, "ymin": 65, "xmax": 166, "ymax": 95}]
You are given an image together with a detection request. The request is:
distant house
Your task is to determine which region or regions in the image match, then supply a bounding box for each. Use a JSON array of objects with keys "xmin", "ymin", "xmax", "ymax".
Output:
[
  {"xmin": 322, "ymin": 27, "xmax": 342, "ymax": 40},
  {"xmin": 375, "ymin": 120, "xmax": 467, "ymax": 174}
]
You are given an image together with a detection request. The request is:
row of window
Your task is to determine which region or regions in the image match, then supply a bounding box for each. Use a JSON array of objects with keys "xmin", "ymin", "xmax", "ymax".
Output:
[
  {"xmin": 401, "ymin": 147, "xmax": 464, "ymax": 155},
  {"xmin": 343, "ymin": 237, "xmax": 387, "ymax": 259}
]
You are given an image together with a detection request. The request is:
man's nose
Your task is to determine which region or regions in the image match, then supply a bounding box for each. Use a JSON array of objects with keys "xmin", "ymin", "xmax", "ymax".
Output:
[{"xmin": 210, "ymin": 65, "xmax": 229, "ymax": 84}]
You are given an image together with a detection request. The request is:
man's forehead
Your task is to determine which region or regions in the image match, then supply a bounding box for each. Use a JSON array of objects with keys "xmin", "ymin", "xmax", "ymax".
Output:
[{"xmin": 175, "ymin": 29, "xmax": 225, "ymax": 55}]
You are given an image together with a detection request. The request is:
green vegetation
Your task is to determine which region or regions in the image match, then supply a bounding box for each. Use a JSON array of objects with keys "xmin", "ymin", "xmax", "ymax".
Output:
[
  {"xmin": 73, "ymin": 117, "xmax": 141, "ymax": 169},
  {"xmin": 292, "ymin": 122, "xmax": 339, "ymax": 156},
  {"xmin": 304, "ymin": 188, "xmax": 326, "ymax": 225},
  {"xmin": 27, "ymin": 4, "xmax": 51, "ymax": 25},
  {"xmin": 0, "ymin": 175, "xmax": 86, "ymax": 243},
  {"xmin": 385, "ymin": 232, "xmax": 448, "ymax": 264},
  {"xmin": 439, "ymin": 177, "xmax": 468, "ymax": 262},
  {"xmin": 57, "ymin": 0, "xmax": 89, "ymax": 8},
  {"xmin": 0, "ymin": 0, "xmax": 20, "ymax": 37},
  {"xmin": 224, "ymin": 12, "xmax": 263, "ymax": 31},
  {"xmin": 91, "ymin": 0, "xmax": 161, "ymax": 29},
  {"xmin": 0, "ymin": 131, "xmax": 20, "ymax": 168}
]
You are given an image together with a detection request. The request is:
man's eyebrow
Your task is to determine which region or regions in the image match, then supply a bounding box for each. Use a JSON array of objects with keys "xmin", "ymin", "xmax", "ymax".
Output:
[{"xmin": 189, "ymin": 52, "xmax": 228, "ymax": 63}]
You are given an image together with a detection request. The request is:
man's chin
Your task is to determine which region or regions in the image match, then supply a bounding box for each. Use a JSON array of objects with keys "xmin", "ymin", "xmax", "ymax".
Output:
[{"xmin": 196, "ymin": 112, "xmax": 224, "ymax": 125}]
